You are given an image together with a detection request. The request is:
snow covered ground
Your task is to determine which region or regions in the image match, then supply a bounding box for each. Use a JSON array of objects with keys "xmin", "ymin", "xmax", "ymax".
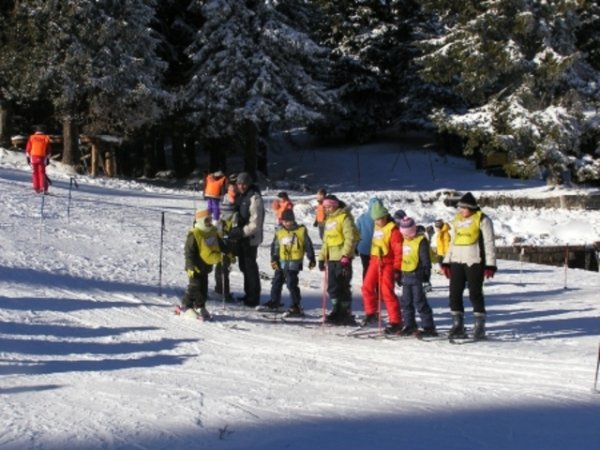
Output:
[{"xmin": 1, "ymin": 142, "xmax": 599, "ymax": 450}]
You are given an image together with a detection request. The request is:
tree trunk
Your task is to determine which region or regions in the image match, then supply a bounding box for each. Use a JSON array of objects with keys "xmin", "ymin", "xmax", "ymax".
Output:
[
  {"xmin": 143, "ymin": 133, "xmax": 156, "ymax": 178},
  {"xmin": 61, "ymin": 116, "xmax": 80, "ymax": 166},
  {"xmin": 206, "ymin": 137, "xmax": 227, "ymax": 173},
  {"xmin": 171, "ymin": 133, "xmax": 185, "ymax": 177},
  {"xmin": 242, "ymin": 119, "xmax": 257, "ymax": 179},
  {"xmin": 0, "ymin": 99, "xmax": 10, "ymax": 147}
]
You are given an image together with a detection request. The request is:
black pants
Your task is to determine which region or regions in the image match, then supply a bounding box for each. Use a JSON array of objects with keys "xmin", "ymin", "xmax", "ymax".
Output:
[
  {"xmin": 327, "ymin": 260, "xmax": 353, "ymax": 314},
  {"xmin": 270, "ymin": 269, "xmax": 301, "ymax": 306},
  {"xmin": 238, "ymin": 240, "xmax": 260, "ymax": 304},
  {"xmin": 449, "ymin": 262, "xmax": 485, "ymax": 313},
  {"xmin": 183, "ymin": 272, "xmax": 208, "ymax": 309}
]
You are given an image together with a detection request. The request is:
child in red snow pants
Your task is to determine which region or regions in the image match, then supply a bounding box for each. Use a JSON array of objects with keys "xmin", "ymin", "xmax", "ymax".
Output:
[{"xmin": 361, "ymin": 256, "xmax": 402, "ymax": 326}]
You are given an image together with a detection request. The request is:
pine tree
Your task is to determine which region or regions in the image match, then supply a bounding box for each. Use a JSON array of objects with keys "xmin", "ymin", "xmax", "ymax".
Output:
[
  {"xmin": 418, "ymin": 0, "xmax": 600, "ymax": 183},
  {"xmin": 183, "ymin": 0, "xmax": 333, "ymax": 140},
  {"xmin": 1, "ymin": 0, "xmax": 171, "ymax": 167},
  {"xmin": 311, "ymin": 0, "xmax": 433, "ymax": 139}
]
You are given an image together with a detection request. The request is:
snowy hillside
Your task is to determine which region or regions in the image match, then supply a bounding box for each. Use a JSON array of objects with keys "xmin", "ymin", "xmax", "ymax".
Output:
[{"xmin": 1, "ymin": 144, "xmax": 599, "ymax": 450}]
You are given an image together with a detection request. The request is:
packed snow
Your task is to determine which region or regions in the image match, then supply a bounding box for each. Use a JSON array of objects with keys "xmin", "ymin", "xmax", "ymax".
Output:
[{"xmin": 1, "ymin": 141, "xmax": 599, "ymax": 450}]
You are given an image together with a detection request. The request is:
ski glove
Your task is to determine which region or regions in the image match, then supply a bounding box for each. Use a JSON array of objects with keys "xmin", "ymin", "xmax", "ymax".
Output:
[
  {"xmin": 441, "ymin": 264, "xmax": 451, "ymax": 279},
  {"xmin": 340, "ymin": 256, "xmax": 351, "ymax": 279},
  {"xmin": 484, "ymin": 266, "xmax": 497, "ymax": 279},
  {"xmin": 186, "ymin": 267, "xmax": 200, "ymax": 278},
  {"xmin": 313, "ymin": 220, "xmax": 318, "ymax": 227},
  {"xmin": 318, "ymin": 260, "xmax": 326, "ymax": 272},
  {"xmin": 308, "ymin": 259, "xmax": 316, "ymax": 270},
  {"xmin": 271, "ymin": 260, "xmax": 280, "ymax": 270},
  {"xmin": 26, "ymin": 156, "xmax": 31, "ymax": 166},
  {"xmin": 228, "ymin": 227, "xmax": 244, "ymax": 240},
  {"xmin": 394, "ymin": 270, "xmax": 403, "ymax": 286}
]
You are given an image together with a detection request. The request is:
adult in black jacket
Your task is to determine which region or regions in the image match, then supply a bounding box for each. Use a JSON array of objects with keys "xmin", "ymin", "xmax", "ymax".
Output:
[{"xmin": 228, "ymin": 172, "xmax": 265, "ymax": 306}]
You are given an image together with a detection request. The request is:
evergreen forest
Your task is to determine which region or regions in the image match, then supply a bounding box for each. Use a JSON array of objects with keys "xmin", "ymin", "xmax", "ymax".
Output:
[{"xmin": 1, "ymin": 0, "xmax": 598, "ymax": 184}]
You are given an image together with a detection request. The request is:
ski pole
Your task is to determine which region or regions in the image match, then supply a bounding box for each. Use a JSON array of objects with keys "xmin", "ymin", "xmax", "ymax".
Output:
[
  {"xmin": 67, "ymin": 177, "xmax": 79, "ymax": 221},
  {"xmin": 563, "ymin": 245, "xmax": 569, "ymax": 290},
  {"xmin": 158, "ymin": 212, "xmax": 165, "ymax": 296},
  {"xmin": 39, "ymin": 194, "xmax": 46, "ymax": 240},
  {"xmin": 594, "ymin": 341, "xmax": 600, "ymax": 393},
  {"xmin": 377, "ymin": 249, "xmax": 383, "ymax": 335},
  {"xmin": 321, "ymin": 259, "xmax": 328, "ymax": 326}
]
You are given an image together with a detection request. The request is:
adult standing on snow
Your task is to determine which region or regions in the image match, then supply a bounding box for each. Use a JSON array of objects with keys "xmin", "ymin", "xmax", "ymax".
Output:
[
  {"xmin": 318, "ymin": 194, "xmax": 359, "ymax": 325},
  {"xmin": 355, "ymin": 197, "xmax": 383, "ymax": 279},
  {"xmin": 228, "ymin": 172, "xmax": 265, "ymax": 307},
  {"xmin": 25, "ymin": 125, "xmax": 52, "ymax": 194},
  {"xmin": 442, "ymin": 192, "xmax": 497, "ymax": 340}
]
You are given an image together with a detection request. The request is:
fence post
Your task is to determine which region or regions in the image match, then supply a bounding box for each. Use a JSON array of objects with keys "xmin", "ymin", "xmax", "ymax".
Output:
[{"xmin": 158, "ymin": 212, "xmax": 165, "ymax": 296}]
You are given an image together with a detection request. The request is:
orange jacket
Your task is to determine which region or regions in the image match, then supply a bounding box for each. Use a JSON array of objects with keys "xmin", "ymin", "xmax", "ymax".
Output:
[
  {"xmin": 272, "ymin": 198, "xmax": 293, "ymax": 224},
  {"xmin": 204, "ymin": 174, "xmax": 226, "ymax": 198},
  {"xmin": 26, "ymin": 132, "xmax": 51, "ymax": 158},
  {"xmin": 315, "ymin": 203, "xmax": 326, "ymax": 224}
]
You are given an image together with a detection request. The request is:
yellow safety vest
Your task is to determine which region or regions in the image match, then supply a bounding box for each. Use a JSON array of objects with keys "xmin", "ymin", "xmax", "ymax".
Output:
[
  {"xmin": 370, "ymin": 221, "xmax": 396, "ymax": 257},
  {"xmin": 191, "ymin": 227, "xmax": 221, "ymax": 265},
  {"xmin": 401, "ymin": 235, "xmax": 425, "ymax": 272},
  {"xmin": 275, "ymin": 226, "xmax": 306, "ymax": 260},
  {"xmin": 453, "ymin": 210, "xmax": 482, "ymax": 246}
]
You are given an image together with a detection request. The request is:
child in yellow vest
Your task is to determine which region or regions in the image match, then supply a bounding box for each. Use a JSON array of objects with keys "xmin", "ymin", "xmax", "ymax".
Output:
[
  {"xmin": 396, "ymin": 217, "xmax": 437, "ymax": 337},
  {"xmin": 178, "ymin": 201, "xmax": 223, "ymax": 320},
  {"xmin": 260, "ymin": 209, "xmax": 316, "ymax": 316}
]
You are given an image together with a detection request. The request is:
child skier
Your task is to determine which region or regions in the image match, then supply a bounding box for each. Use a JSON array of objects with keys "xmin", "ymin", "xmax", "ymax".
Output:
[
  {"xmin": 313, "ymin": 188, "xmax": 327, "ymax": 240},
  {"xmin": 203, "ymin": 170, "xmax": 227, "ymax": 220},
  {"xmin": 434, "ymin": 219, "xmax": 451, "ymax": 272},
  {"xmin": 178, "ymin": 202, "xmax": 224, "ymax": 320},
  {"xmin": 360, "ymin": 202, "xmax": 403, "ymax": 334},
  {"xmin": 318, "ymin": 194, "xmax": 359, "ymax": 326},
  {"xmin": 260, "ymin": 209, "xmax": 316, "ymax": 316},
  {"xmin": 396, "ymin": 217, "xmax": 437, "ymax": 336}
]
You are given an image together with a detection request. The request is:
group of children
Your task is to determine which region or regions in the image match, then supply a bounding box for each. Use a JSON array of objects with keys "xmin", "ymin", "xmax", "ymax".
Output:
[{"xmin": 178, "ymin": 173, "xmax": 453, "ymax": 336}]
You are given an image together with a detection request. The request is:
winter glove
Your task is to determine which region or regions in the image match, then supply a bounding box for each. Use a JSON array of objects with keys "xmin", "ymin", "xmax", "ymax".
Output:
[
  {"xmin": 340, "ymin": 256, "xmax": 351, "ymax": 279},
  {"xmin": 228, "ymin": 227, "xmax": 244, "ymax": 240},
  {"xmin": 186, "ymin": 267, "xmax": 200, "ymax": 278},
  {"xmin": 308, "ymin": 259, "xmax": 316, "ymax": 270},
  {"xmin": 318, "ymin": 260, "xmax": 326, "ymax": 272},
  {"xmin": 441, "ymin": 264, "xmax": 451, "ymax": 279},
  {"xmin": 44, "ymin": 156, "xmax": 50, "ymax": 166},
  {"xmin": 271, "ymin": 260, "xmax": 280, "ymax": 270},
  {"xmin": 394, "ymin": 270, "xmax": 403, "ymax": 287},
  {"xmin": 26, "ymin": 156, "xmax": 31, "ymax": 166},
  {"xmin": 484, "ymin": 266, "xmax": 497, "ymax": 279},
  {"xmin": 313, "ymin": 220, "xmax": 318, "ymax": 227}
]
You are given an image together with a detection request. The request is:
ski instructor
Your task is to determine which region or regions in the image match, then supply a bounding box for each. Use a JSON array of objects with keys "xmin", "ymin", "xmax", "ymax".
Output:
[
  {"xmin": 228, "ymin": 172, "xmax": 265, "ymax": 307},
  {"xmin": 442, "ymin": 192, "xmax": 497, "ymax": 340}
]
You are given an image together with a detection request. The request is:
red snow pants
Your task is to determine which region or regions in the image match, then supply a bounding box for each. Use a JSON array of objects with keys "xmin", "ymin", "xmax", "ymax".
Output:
[
  {"xmin": 361, "ymin": 256, "xmax": 402, "ymax": 325},
  {"xmin": 30, "ymin": 156, "xmax": 48, "ymax": 193}
]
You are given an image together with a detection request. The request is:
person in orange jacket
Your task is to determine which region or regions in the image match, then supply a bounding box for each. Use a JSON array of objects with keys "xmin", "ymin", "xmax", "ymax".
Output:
[
  {"xmin": 359, "ymin": 202, "xmax": 403, "ymax": 334},
  {"xmin": 271, "ymin": 191, "xmax": 293, "ymax": 227},
  {"xmin": 313, "ymin": 188, "xmax": 327, "ymax": 239},
  {"xmin": 25, "ymin": 126, "xmax": 52, "ymax": 194},
  {"xmin": 204, "ymin": 170, "xmax": 227, "ymax": 220}
]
